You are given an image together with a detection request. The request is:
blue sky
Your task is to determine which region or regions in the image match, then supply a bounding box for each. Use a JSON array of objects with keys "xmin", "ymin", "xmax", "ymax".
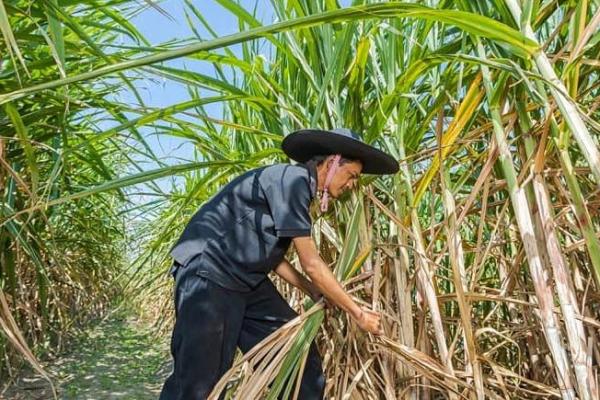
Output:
[
  {"xmin": 117, "ymin": 1, "xmax": 351, "ymax": 210},
  {"xmin": 118, "ymin": 1, "xmax": 278, "ymax": 209},
  {"xmin": 119, "ymin": 1, "xmax": 275, "ymax": 163},
  {"xmin": 128, "ymin": 0, "xmax": 275, "ymax": 109},
  {"xmin": 118, "ymin": 1, "xmax": 353, "ymax": 165}
]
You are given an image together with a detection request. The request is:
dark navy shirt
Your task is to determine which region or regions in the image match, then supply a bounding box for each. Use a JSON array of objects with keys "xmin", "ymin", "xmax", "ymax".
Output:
[{"xmin": 170, "ymin": 163, "xmax": 317, "ymax": 291}]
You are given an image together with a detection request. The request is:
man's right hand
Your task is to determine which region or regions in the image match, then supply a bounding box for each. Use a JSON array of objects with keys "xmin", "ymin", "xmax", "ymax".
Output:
[{"xmin": 354, "ymin": 308, "xmax": 383, "ymax": 335}]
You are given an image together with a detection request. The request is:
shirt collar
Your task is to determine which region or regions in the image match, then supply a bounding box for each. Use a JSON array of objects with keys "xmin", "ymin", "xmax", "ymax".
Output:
[{"xmin": 305, "ymin": 163, "xmax": 318, "ymax": 200}]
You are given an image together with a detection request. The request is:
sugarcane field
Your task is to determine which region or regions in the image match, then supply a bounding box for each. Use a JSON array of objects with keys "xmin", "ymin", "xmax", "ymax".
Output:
[{"xmin": 1, "ymin": 1, "xmax": 600, "ymax": 399}]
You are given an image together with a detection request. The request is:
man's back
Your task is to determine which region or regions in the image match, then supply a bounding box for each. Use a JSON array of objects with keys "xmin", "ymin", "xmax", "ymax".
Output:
[{"xmin": 170, "ymin": 163, "xmax": 315, "ymax": 291}]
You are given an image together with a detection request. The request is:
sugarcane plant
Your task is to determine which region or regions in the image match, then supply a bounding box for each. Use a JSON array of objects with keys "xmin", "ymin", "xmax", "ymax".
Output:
[
  {"xmin": 135, "ymin": 1, "xmax": 599, "ymax": 398},
  {"xmin": 0, "ymin": 0, "xmax": 182, "ymax": 385},
  {"xmin": 2, "ymin": 0, "xmax": 599, "ymax": 399}
]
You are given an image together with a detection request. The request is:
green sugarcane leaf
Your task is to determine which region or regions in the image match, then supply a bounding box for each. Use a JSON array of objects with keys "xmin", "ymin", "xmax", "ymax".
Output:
[
  {"xmin": 215, "ymin": 0, "xmax": 262, "ymax": 28},
  {"xmin": 44, "ymin": 0, "xmax": 66, "ymax": 74},
  {"xmin": 267, "ymin": 310, "xmax": 325, "ymax": 399},
  {"xmin": 0, "ymin": 0, "xmax": 28, "ymax": 75},
  {"xmin": 0, "ymin": 2, "xmax": 538, "ymax": 105},
  {"xmin": 4, "ymin": 103, "xmax": 38, "ymax": 194},
  {"xmin": 1, "ymin": 160, "xmax": 241, "ymax": 223},
  {"xmin": 521, "ymin": 0, "xmax": 534, "ymax": 30},
  {"xmin": 336, "ymin": 196, "xmax": 365, "ymax": 280}
]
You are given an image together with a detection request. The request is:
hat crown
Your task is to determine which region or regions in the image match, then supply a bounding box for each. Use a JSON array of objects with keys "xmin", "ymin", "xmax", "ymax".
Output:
[{"xmin": 330, "ymin": 128, "xmax": 361, "ymax": 141}]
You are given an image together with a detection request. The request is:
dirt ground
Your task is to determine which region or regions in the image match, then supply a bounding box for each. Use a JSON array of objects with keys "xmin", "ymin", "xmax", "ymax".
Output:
[{"xmin": 1, "ymin": 311, "xmax": 172, "ymax": 400}]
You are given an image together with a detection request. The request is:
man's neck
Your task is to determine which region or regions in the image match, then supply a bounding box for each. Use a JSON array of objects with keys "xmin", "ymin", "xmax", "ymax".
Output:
[{"xmin": 316, "ymin": 163, "xmax": 328, "ymax": 192}]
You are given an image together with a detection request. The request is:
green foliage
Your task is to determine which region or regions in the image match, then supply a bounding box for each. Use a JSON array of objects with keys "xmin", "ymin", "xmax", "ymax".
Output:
[{"xmin": 2, "ymin": 0, "xmax": 599, "ymax": 398}]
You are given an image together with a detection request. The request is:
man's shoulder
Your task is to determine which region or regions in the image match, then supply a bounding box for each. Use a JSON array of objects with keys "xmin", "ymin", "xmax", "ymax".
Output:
[{"xmin": 260, "ymin": 163, "xmax": 309, "ymax": 182}]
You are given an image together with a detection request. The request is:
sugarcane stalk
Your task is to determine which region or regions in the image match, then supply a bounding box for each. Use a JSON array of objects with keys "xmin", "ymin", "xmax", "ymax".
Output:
[
  {"xmin": 557, "ymin": 0, "xmax": 600, "ymax": 287},
  {"xmin": 477, "ymin": 42, "xmax": 575, "ymax": 400},
  {"xmin": 516, "ymin": 92, "xmax": 597, "ymax": 400},
  {"xmin": 391, "ymin": 183, "xmax": 417, "ymax": 396},
  {"xmin": 503, "ymin": 0, "xmax": 600, "ymax": 188},
  {"xmin": 441, "ymin": 170, "xmax": 485, "ymax": 400},
  {"xmin": 397, "ymin": 133, "xmax": 459, "ymax": 398}
]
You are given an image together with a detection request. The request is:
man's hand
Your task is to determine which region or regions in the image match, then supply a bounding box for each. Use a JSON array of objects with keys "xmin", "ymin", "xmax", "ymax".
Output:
[{"xmin": 353, "ymin": 308, "xmax": 383, "ymax": 335}]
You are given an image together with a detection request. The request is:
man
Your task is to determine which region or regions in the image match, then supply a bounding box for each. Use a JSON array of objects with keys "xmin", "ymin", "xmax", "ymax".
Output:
[{"xmin": 160, "ymin": 128, "xmax": 399, "ymax": 399}]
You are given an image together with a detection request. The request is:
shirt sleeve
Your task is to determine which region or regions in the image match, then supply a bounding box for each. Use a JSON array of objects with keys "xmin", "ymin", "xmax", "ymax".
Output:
[{"xmin": 261, "ymin": 165, "xmax": 312, "ymax": 238}]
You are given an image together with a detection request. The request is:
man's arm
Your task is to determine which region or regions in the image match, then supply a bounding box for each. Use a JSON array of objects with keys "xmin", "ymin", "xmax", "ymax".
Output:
[
  {"xmin": 292, "ymin": 236, "xmax": 383, "ymax": 335},
  {"xmin": 273, "ymin": 259, "xmax": 322, "ymax": 302}
]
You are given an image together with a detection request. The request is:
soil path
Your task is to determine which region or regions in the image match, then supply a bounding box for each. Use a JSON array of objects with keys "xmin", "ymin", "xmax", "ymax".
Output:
[{"xmin": 2, "ymin": 311, "xmax": 172, "ymax": 399}]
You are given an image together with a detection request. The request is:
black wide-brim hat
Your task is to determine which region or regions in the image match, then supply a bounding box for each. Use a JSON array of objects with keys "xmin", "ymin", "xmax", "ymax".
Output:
[{"xmin": 282, "ymin": 128, "xmax": 399, "ymax": 175}]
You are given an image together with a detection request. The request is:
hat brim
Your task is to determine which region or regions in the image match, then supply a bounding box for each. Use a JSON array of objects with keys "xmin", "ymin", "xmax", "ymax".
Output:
[{"xmin": 282, "ymin": 129, "xmax": 399, "ymax": 175}]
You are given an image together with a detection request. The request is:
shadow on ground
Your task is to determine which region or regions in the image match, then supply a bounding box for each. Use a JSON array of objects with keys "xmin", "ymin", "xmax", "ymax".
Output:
[{"xmin": 2, "ymin": 311, "xmax": 172, "ymax": 400}]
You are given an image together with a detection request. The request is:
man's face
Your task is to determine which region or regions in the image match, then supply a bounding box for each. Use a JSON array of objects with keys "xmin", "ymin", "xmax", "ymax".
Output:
[{"xmin": 327, "ymin": 159, "xmax": 363, "ymax": 199}]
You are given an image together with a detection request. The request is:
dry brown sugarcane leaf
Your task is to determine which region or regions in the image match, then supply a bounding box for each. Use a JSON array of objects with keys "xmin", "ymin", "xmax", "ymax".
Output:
[
  {"xmin": 0, "ymin": 290, "xmax": 57, "ymax": 398},
  {"xmin": 291, "ymin": 345, "xmax": 309, "ymax": 400},
  {"xmin": 208, "ymin": 303, "xmax": 324, "ymax": 399},
  {"xmin": 343, "ymin": 358, "xmax": 373, "ymax": 400},
  {"xmin": 375, "ymin": 336, "xmax": 471, "ymax": 396},
  {"xmin": 484, "ymin": 358, "xmax": 561, "ymax": 398},
  {"xmin": 486, "ymin": 356, "xmax": 511, "ymax": 400},
  {"xmin": 245, "ymin": 336, "xmax": 299, "ymax": 399}
]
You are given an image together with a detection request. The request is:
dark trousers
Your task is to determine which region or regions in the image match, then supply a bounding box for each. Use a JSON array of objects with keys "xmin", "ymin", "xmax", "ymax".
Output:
[{"xmin": 159, "ymin": 263, "xmax": 325, "ymax": 400}]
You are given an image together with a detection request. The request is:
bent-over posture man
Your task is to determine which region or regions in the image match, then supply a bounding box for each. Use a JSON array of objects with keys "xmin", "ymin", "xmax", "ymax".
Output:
[{"xmin": 160, "ymin": 128, "xmax": 399, "ymax": 399}]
